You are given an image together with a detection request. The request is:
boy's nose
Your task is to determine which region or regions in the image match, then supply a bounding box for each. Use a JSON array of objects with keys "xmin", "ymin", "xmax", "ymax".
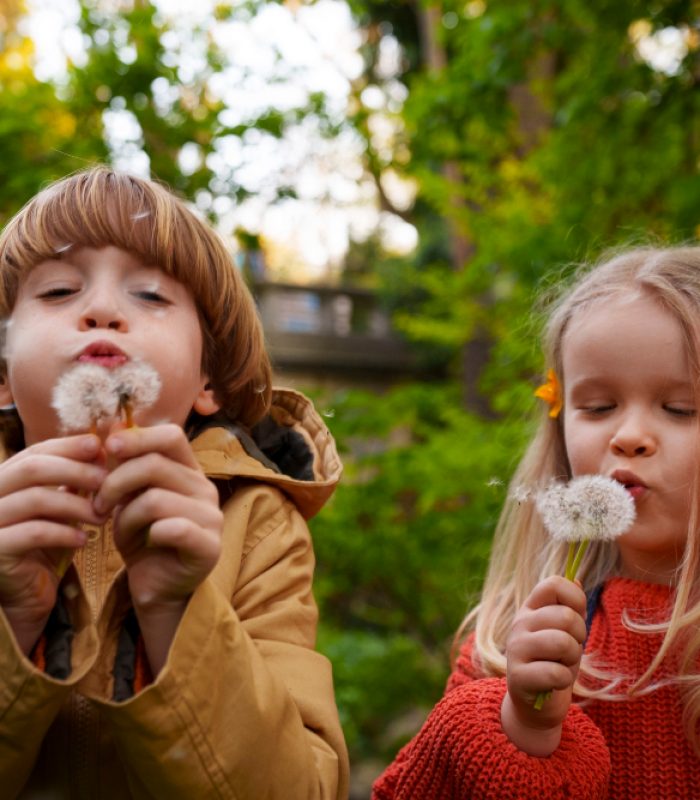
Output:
[{"xmin": 79, "ymin": 293, "xmax": 128, "ymax": 332}]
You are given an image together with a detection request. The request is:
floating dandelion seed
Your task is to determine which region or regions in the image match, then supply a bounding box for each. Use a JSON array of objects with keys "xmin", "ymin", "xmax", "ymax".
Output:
[
  {"xmin": 510, "ymin": 484, "xmax": 533, "ymax": 504},
  {"xmin": 52, "ymin": 364, "xmax": 118, "ymax": 432}
]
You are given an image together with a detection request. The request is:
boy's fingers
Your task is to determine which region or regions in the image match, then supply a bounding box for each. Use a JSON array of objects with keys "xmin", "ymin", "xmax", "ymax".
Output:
[
  {"xmin": 0, "ymin": 454, "xmax": 107, "ymax": 497},
  {"xmin": 0, "ymin": 487, "xmax": 105, "ymax": 528},
  {"xmin": 104, "ymin": 425, "xmax": 198, "ymax": 469},
  {"xmin": 94, "ymin": 455, "xmax": 215, "ymax": 515},
  {"xmin": 113, "ymin": 489, "xmax": 221, "ymax": 547},
  {"xmin": 0, "ymin": 521, "xmax": 87, "ymax": 555}
]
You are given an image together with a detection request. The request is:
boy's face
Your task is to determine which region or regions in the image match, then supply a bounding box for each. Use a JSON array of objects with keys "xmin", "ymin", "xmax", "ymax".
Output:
[{"xmin": 1, "ymin": 246, "xmax": 219, "ymax": 445}]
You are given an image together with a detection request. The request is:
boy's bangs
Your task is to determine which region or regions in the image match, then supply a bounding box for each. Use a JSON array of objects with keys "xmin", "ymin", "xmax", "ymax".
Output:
[{"xmin": 0, "ymin": 169, "xmax": 212, "ymax": 315}]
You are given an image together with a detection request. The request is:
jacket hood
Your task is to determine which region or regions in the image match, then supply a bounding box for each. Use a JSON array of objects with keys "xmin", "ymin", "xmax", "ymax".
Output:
[{"xmin": 190, "ymin": 388, "xmax": 342, "ymax": 520}]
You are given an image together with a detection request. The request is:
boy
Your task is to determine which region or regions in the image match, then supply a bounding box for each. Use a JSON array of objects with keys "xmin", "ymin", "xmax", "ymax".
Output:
[{"xmin": 0, "ymin": 167, "xmax": 348, "ymax": 798}]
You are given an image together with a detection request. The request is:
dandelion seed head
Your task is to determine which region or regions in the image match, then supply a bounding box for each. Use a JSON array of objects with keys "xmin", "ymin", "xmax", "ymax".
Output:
[
  {"xmin": 52, "ymin": 364, "xmax": 117, "ymax": 431},
  {"xmin": 536, "ymin": 475, "xmax": 636, "ymax": 543},
  {"xmin": 114, "ymin": 360, "xmax": 161, "ymax": 410}
]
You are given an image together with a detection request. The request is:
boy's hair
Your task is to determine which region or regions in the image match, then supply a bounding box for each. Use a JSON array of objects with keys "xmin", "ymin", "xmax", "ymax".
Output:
[
  {"xmin": 463, "ymin": 245, "xmax": 700, "ymax": 751},
  {"xmin": 0, "ymin": 166, "xmax": 272, "ymax": 429}
]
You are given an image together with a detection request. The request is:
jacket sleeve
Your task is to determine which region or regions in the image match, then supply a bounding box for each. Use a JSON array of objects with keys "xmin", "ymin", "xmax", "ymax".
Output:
[
  {"xmin": 372, "ymin": 637, "xmax": 610, "ymax": 800},
  {"xmin": 0, "ymin": 572, "xmax": 99, "ymax": 797},
  {"xmin": 86, "ymin": 485, "xmax": 349, "ymax": 800}
]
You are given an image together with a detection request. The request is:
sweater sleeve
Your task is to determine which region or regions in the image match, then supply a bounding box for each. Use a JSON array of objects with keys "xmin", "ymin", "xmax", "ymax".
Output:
[
  {"xmin": 372, "ymin": 640, "xmax": 611, "ymax": 800},
  {"xmin": 85, "ymin": 487, "xmax": 348, "ymax": 800}
]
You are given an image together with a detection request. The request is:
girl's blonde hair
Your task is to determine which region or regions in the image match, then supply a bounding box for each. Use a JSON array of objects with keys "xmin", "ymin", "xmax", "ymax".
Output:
[
  {"xmin": 0, "ymin": 166, "xmax": 272, "ymax": 431},
  {"xmin": 462, "ymin": 245, "xmax": 700, "ymax": 750}
]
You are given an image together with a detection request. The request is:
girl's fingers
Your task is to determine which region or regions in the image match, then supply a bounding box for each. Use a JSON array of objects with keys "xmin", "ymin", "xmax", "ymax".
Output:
[
  {"xmin": 525, "ymin": 575, "xmax": 587, "ymax": 617},
  {"xmin": 519, "ymin": 604, "xmax": 587, "ymax": 644},
  {"xmin": 513, "ymin": 628, "xmax": 583, "ymax": 668},
  {"xmin": 514, "ymin": 661, "xmax": 578, "ymax": 694},
  {"xmin": 0, "ymin": 487, "xmax": 106, "ymax": 528}
]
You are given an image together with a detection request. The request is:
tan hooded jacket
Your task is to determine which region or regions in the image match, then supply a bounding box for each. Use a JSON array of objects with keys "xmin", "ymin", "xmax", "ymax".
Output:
[{"xmin": 0, "ymin": 389, "xmax": 349, "ymax": 799}]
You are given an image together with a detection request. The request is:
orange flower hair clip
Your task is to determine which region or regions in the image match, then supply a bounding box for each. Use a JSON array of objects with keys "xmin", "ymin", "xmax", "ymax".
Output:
[{"xmin": 534, "ymin": 368, "xmax": 562, "ymax": 418}]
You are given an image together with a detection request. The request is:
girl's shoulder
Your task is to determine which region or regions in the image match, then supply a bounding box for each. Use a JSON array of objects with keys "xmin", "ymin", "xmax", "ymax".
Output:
[{"xmin": 446, "ymin": 633, "xmax": 486, "ymax": 691}]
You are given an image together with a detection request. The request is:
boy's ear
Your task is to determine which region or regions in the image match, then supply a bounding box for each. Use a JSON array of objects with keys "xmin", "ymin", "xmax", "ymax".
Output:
[
  {"xmin": 192, "ymin": 380, "xmax": 220, "ymax": 417},
  {"xmin": 0, "ymin": 376, "xmax": 14, "ymax": 408}
]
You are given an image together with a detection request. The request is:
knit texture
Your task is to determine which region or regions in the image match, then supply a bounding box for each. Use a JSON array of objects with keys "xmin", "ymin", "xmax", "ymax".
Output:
[{"xmin": 373, "ymin": 577, "xmax": 700, "ymax": 800}]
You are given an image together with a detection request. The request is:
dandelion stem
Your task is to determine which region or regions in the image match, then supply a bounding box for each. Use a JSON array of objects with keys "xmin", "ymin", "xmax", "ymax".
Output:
[
  {"xmin": 567, "ymin": 539, "xmax": 590, "ymax": 582},
  {"xmin": 565, "ymin": 541, "xmax": 577, "ymax": 580}
]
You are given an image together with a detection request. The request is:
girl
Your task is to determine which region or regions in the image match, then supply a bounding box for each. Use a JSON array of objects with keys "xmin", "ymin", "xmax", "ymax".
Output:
[
  {"xmin": 373, "ymin": 246, "xmax": 700, "ymax": 799},
  {"xmin": 0, "ymin": 167, "xmax": 348, "ymax": 798}
]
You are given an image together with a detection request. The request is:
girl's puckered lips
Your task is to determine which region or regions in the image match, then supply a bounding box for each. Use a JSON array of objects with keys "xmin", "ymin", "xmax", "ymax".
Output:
[
  {"xmin": 77, "ymin": 340, "xmax": 128, "ymax": 368},
  {"xmin": 611, "ymin": 469, "xmax": 648, "ymax": 501}
]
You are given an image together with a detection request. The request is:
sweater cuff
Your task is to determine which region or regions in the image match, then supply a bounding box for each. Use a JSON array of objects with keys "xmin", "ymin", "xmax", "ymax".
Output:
[{"xmin": 374, "ymin": 678, "xmax": 610, "ymax": 800}]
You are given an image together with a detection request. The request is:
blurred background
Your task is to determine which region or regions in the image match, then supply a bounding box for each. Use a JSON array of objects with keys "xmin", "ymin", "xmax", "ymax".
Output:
[{"xmin": 3, "ymin": 0, "xmax": 700, "ymax": 795}]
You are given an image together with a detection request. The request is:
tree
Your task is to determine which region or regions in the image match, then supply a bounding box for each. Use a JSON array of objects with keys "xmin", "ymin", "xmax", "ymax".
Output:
[{"xmin": 310, "ymin": 0, "xmax": 700, "ymax": 780}]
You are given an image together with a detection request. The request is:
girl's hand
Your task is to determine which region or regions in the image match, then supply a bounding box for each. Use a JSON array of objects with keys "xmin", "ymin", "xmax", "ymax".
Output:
[
  {"xmin": 93, "ymin": 424, "xmax": 223, "ymax": 673},
  {"xmin": 0, "ymin": 434, "xmax": 107, "ymax": 654},
  {"xmin": 501, "ymin": 575, "xmax": 587, "ymax": 757}
]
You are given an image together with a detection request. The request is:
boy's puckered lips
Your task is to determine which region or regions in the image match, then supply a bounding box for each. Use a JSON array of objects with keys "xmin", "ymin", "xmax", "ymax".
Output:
[
  {"xmin": 77, "ymin": 340, "xmax": 128, "ymax": 368},
  {"xmin": 611, "ymin": 469, "xmax": 648, "ymax": 500}
]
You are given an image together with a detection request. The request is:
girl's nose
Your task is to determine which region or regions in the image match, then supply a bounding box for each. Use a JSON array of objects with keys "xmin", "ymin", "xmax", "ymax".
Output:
[{"xmin": 610, "ymin": 414, "xmax": 656, "ymax": 457}]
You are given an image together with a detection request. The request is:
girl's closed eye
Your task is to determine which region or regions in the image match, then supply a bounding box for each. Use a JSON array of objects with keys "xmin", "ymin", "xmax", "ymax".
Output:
[{"xmin": 580, "ymin": 403, "xmax": 616, "ymax": 415}]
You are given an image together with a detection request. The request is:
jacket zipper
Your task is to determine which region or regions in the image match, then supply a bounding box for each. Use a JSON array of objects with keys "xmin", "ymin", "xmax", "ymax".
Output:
[{"xmin": 70, "ymin": 522, "xmax": 103, "ymax": 798}]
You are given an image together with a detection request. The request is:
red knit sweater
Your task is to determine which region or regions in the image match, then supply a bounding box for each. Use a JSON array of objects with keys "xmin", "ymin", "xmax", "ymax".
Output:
[{"xmin": 372, "ymin": 578, "xmax": 700, "ymax": 799}]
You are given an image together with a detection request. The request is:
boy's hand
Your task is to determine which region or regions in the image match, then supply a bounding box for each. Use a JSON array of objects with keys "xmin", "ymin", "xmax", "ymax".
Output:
[
  {"xmin": 0, "ymin": 434, "xmax": 107, "ymax": 654},
  {"xmin": 93, "ymin": 424, "xmax": 223, "ymax": 672},
  {"xmin": 501, "ymin": 575, "xmax": 587, "ymax": 757}
]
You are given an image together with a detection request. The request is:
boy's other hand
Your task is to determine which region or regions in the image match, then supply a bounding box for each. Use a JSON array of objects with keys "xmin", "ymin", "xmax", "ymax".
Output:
[
  {"xmin": 501, "ymin": 575, "xmax": 587, "ymax": 757},
  {"xmin": 0, "ymin": 434, "xmax": 106, "ymax": 654},
  {"xmin": 94, "ymin": 423, "xmax": 223, "ymax": 672}
]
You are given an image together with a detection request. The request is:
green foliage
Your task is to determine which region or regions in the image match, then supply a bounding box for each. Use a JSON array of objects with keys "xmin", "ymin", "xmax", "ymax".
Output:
[
  {"xmin": 316, "ymin": 0, "xmax": 700, "ymax": 775},
  {"xmin": 310, "ymin": 382, "xmax": 533, "ymax": 758}
]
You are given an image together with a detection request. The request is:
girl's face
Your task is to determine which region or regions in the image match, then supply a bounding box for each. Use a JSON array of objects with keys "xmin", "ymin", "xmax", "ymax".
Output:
[
  {"xmin": 1, "ymin": 246, "xmax": 219, "ymax": 445},
  {"xmin": 562, "ymin": 292, "xmax": 698, "ymax": 583}
]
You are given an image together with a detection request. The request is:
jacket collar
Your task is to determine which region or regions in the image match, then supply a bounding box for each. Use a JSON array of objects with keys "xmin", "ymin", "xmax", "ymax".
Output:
[{"xmin": 191, "ymin": 388, "xmax": 342, "ymax": 520}]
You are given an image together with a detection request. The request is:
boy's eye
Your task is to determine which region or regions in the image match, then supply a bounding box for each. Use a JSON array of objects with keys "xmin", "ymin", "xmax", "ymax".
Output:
[
  {"xmin": 37, "ymin": 286, "xmax": 77, "ymax": 299},
  {"xmin": 665, "ymin": 405, "xmax": 697, "ymax": 417},
  {"xmin": 134, "ymin": 290, "xmax": 170, "ymax": 304}
]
